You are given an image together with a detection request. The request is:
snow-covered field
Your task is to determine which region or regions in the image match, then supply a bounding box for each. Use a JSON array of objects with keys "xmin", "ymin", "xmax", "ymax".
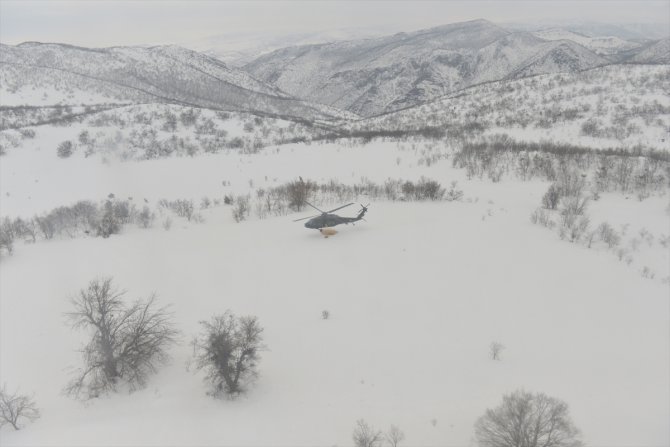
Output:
[{"xmin": 1, "ymin": 138, "xmax": 668, "ymax": 446}]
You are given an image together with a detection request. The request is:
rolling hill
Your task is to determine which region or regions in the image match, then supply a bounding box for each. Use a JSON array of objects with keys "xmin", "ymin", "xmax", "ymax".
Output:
[{"xmin": 0, "ymin": 43, "xmax": 356, "ymax": 121}]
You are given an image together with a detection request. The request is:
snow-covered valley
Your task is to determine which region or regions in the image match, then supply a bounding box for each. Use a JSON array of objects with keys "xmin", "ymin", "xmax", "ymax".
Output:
[
  {"xmin": 1, "ymin": 13, "xmax": 669, "ymax": 447},
  {"xmin": 1, "ymin": 137, "xmax": 669, "ymax": 446}
]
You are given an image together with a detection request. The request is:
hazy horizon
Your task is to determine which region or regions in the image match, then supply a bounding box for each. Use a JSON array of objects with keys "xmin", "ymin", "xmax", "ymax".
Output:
[{"xmin": 1, "ymin": 0, "xmax": 668, "ymax": 48}]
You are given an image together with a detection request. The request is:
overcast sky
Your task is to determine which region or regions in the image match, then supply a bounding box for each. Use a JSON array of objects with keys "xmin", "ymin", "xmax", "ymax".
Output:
[{"xmin": 1, "ymin": 0, "xmax": 668, "ymax": 47}]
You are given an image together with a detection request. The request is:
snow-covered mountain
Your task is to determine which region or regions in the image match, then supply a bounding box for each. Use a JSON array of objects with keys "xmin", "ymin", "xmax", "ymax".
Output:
[
  {"xmin": 0, "ymin": 42, "xmax": 356, "ymax": 121},
  {"xmin": 350, "ymin": 64, "xmax": 670, "ymax": 151},
  {"xmin": 628, "ymin": 38, "xmax": 670, "ymax": 64},
  {"xmin": 244, "ymin": 19, "xmax": 610, "ymax": 116},
  {"xmin": 532, "ymin": 28, "xmax": 641, "ymax": 56},
  {"xmin": 2, "ymin": 19, "xmax": 667, "ymax": 125},
  {"xmin": 182, "ymin": 27, "xmax": 394, "ymax": 67},
  {"xmin": 507, "ymin": 21, "xmax": 670, "ymax": 40}
]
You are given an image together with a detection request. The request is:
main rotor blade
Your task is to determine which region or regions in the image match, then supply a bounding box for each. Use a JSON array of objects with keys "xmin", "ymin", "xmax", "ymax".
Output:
[
  {"xmin": 293, "ymin": 214, "xmax": 319, "ymax": 222},
  {"xmin": 325, "ymin": 202, "xmax": 354, "ymax": 214},
  {"xmin": 305, "ymin": 201, "xmax": 325, "ymax": 214}
]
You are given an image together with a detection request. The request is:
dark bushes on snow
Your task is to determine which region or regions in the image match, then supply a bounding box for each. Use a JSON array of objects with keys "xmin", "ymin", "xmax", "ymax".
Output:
[{"xmin": 192, "ymin": 311, "xmax": 264, "ymax": 398}]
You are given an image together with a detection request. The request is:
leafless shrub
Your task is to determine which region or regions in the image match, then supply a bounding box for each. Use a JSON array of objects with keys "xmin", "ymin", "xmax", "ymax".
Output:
[
  {"xmin": 96, "ymin": 200, "xmax": 121, "ymax": 238},
  {"xmin": 638, "ymin": 227, "xmax": 654, "ymax": 246},
  {"xmin": 614, "ymin": 157, "xmax": 635, "ymax": 192},
  {"xmin": 29, "ymin": 201, "xmax": 102, "ymax": 239},
  {"xmin": 232, "ymin": 196, "xmax": 250, "ymax": 222},
  {"xmin": 0, "ymin": 385, "xmax": 40, "ymax": 430},
  {"xmin": 138, "ymin": 206, "xmax": 155, "ymax": 228},
  {"xmin": 616, "ymin": 248, "xmax": 630, "ymax": 262},
  {"xmin": 191, "ymin": 213, "xmax": 205, "ymax": 224},
  {"xmin": 167, "ymin": 199, "xmax": 195, "ymax": 221},
  {"xmin": 34, "ymin": 214, "xmax": 56, "ymax": 239},
  {"xmin": 555, "ymin": 169, "xmax": 586, "ymax": 198},
  {"xmin": 284, "ymin": 177, "xmax": 318, "ymax": 211},
  {"xmin": 416, "ymin": 177, "xmax": 445, "ymax": 200},
  {"xmin": 385, "ymin": 424, "xmax": 405, "ymax": 447},
  {"xmin": 162, "ymin": 216, "xmax": 173, "ymax": 231},
  {"xmin": 400, "ymin": 177, "xmax": 445, "ymax": 200},
  {"xmin": 594, "ymin": 156, "xmax": 614, "ymax": 191},
  {"xmin": 530, "ymin": 208, "xmax": 555, "ymax": 228},
  {"xmin": 445, "ymin": 181, "xmax": 464, "ymax": 201},
  {"xmin": 490, "ymin": 342, "xmax": 505, "ymax": 360},
  {"xmin": 20, "ymin": 128, "xmax": 36, "ymax": 139},
  {"xmin": 57, "ymin": 140, "xmax": 74, "ymax": 158},
  {"xmin": 597, "ymin": 222, "xmax": 620, "ymax": 248},
  {"xmin": 542, "ymin": 183, "xmax": 561, "ymax": 209},
  {"xmin": 585, "ymin": 230, "xmax": 597, "ymax": 248},
  {"xmin": 11, "ymin": 217, "xmax": 38, "ymax": 243},
  {"xmin": 384, "ymin": 179, "xmax": 402, "ymax": 201},
  {"xmin": 560, "ymin": 215, "xmax": 590, "ymax": 243},
  {"xmin": 0, "ymin": 220, "xmax": 15, "ymax": 255},
  {"xmin": 474, "ymin": 390, "xmax": 582, "ymax": 447},
  {"xmin": 580, "ymin": 118, "xmax": 602, "ymax": 137},
  {"xmin": 488, "ymin": 167, "xmax": 504, "ymax": 183},
  {"xmin": 64, "ymin": 278, "xmax": 178, "ymax": 399},
  {"xmin": 641, "ymin": 266, "xmax": 655, "ymax": 279},
  {"xmin": 192, "ymin": 311, "xmax": 264, "ymax": 398},
  {"xmin": 628, "ymin": 236, "xmax": 641, "ymax": 252},
  {"xmin": 353, "ymin": 419, "xmax": 384, "ymax": 447},
  {"xmin": 559, "ymin": 196, "xmax": 588, "ymax": 225}
]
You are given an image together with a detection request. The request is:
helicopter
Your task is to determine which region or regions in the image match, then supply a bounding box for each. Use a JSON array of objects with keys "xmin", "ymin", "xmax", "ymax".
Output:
[{"xmin": 294, "ymin": 201, "xmax": 369, "ymax": 229}]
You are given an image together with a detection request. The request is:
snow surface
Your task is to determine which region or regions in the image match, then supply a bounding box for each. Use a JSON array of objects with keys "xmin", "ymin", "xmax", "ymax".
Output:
[{"xmin": 1, "ymin": 139, "xmax": 668, "ymax": 446}]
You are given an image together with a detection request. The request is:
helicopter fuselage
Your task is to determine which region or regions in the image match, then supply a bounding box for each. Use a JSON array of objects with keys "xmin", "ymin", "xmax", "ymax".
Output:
[
  {"xmin": 294, "ymin": 201, "xmax": 368, "ymax": 230},
  {"xmin": 304, "ymin": 213, "xmax": 362, "ymax": 229}
]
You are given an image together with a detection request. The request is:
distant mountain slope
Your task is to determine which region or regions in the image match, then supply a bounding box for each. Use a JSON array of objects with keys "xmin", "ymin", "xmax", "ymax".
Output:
[
  {"xmin": 508, "ymin": 40, "xmax": 609, "ymax": 78},
  {"xmin": 628, "ymin": 38, "xmax": 670, "ymax": 64},
  {"xmin": 532, "ymin": 28, "xmax": 641, "ymax": 56},
  {"xmin": 349, "ymin": 64, "xmax": 670, "ymax": 150},
  {"xmin": 244, "ymin": 19, "xmax": 609, "ymax": 117},
  {"xmin": 0, "ymin": 43, "xmax": 356, "ymax": 121},
  {"xmin": 508, "ymin": 21, "xmax": 670, "ymax": 40},
  {"xmin": 182, "ymin": 27, "xmax": 393, "ymax": 67}
]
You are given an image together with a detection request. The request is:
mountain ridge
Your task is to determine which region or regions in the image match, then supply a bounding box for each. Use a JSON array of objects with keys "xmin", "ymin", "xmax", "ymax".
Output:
[
  {"xmin": 243, "ymin": 19, "xmax": 614, "ymax": 116},
  {"xmin": 0, "ymin": 42, "xmax": 357, "ymax": 121}
]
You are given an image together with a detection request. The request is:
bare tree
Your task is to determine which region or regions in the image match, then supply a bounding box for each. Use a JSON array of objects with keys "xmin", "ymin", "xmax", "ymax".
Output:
[
  {"xmin": 0, "ymin": 221, "xmax": 14, "ymax": 255},
  {"xmin": 96, "ymin": 200, "xmax": 121, "ymax": 238},
  {"xmin": 542, "ymin": 183, "xmax": 561, "ymax": 210},
  {"xmin": 490, "ymin": 342, "xmax": 505, "ymax": 360},
  {"xmin": 0, "ymin": 385, "xmax": 40, "ymax": 430},
  {"xmin": 65, "ymin": 278, "xmax": 178, "ymax": 399},
  {"xmin": 385, "ymin": 424, "xmax": 405, "ymax": 447},
  {"xmin": 192, "ymin": 311, "xmax": 264, "ymax": 397},
  {"xmin": 475, "ymin": 390, "xmax": 582, "ymax": 447},
  {"xmin": 353, "ymin": 419, "xmax": 384, "ymax": 447},
  {"xmin": 232, "ymin": 196, "xmax": 250, "ymax": 223},
  {"xmin": 285, "ymin": 177, "xmax": 317, "ymax": 211},
  {"xmin": 13, "ymin": 217, "xmax": 38, "ymax": 243}
]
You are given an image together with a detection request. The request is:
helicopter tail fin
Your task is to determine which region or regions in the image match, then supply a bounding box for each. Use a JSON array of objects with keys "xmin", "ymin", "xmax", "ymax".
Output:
[{"xmin": 357, "ymin": 203, "xmax": 369, "ymax": 220}]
